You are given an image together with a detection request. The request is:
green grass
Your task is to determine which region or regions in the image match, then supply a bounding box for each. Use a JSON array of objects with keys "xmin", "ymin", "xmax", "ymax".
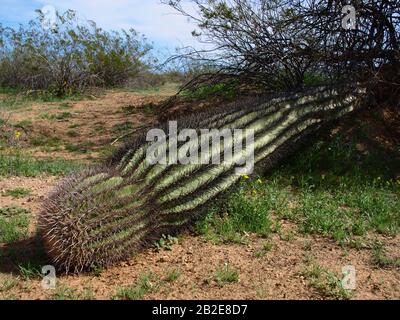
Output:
[
  {"xmin": 18, "ymin": 261, "xmax": 42, "ymax": 280},
  {"xmin": 198, "ymin": 129, "xmax": 399, "ymax": 246},
  {"xmin": 0, "ymin": 87, "xmax": 82, "ymax": 102},
  {"xmin": 40, "ymin": 112, "xmax": 72, "ymax": 121},
  {"xmin": 55, "ymin": 112, "xmax": 72, "ymax": 120},
  {"xmin": 214, "ymin": 264, "xmax": 239, "ymax": 286},
  {"xmin": 54, "ymin": 286, "xmax": 77, "ymax": 300},
  {"xmin": 0, "ymin": 277, "xmax": 18, "ymax": 292},
  {"xmin": 90, "ymin": 265, "xmax": 104, "ymax": 277},
  {"xmin": 97, "ymin": 145, "xmax": 117, "ymax": 159},
  {"xmin": 164, "ymin": 268, "xmax": 180, "ymax": 282},
  {"xmin": 65, "ymin": 141, "xmax": 95, "ymax": 154},
  {"xmin": 30, "ymin": 135, "xmax": 64, "ymax": 151},
  {"xmin": 0, "ymin": 206, "xmax": 30, "ymax": 243},
  {"xmin": 154, "ymin": 234, "xmax": 179, "ymax": 251},
  {"xmin": 372, "ymin": 242, "xmax": 400, "ymax": 268},
  {"xmin": 66, "ymin": 130, "xmax": 79, "ymax": 137},
  {"xmin": 181, "ymin": 81, "xmax": 239, "ymax": 101},
  {"xmin": 121, "ymin": 105, "xmax": 137, "ymax": 115},
  {"xmin": 15, "ymin": 119, "xmax": 33, "ymax": 127},
  {"xmin": 196, "ymin": 179, "xmax": 276, "ymax": 243},
  {"xmin": 58, "ymin": 103, "xmax": 73, "ymax": 110},
  {"xmin": 112, "ymin": 272, "xmax": 160, "ymax": 300},
  {"xmin": 292, "ymin": 188, "xmax": 399, "ymax": 243},
  {"xmin": 0, "ymin": 88, "xmax": 80, "ymax": 118},
  {"xmin": 90, "ymin": 124, "xmax": 106, "ymax": 136},
  {"xmin": 301, "ymin": 259, "xmax": 352, "ymax": 300},
  {"xmin": 53, "ymin": 285, "xmax": 95, "ymax": 300},
  {"xmin": 80, "ymin": 287, "xmax": 95, "ymax": 300},
  {"xmin": 303, "ymin": 240, "xmax": 313, "ymax": 251},
  {"xmin": 276, "ymin": 130, "xmax": 400, "ymax": 242},
  {"xmin": 112, "ymin": 121, "xmax": 133, "ymax": 133},
  {"xmin": 0, "ymin": 86, "xmax": 80, "ymax": 112},
  {"xmin": 0, "ymin": 87, "xmax": 22, "ymax": 95},
  {"xmin": 3, "ymin": 187, "xmax": 32, "ymax": 199},
  {"xmin": 32, "ymin": 93, "xmax": 82, "ymax": 103},
  {"xmin": 254, "ymin": 241, "xmax": 274, "ymax": 258},
  {"xmin": 141, "ymin": 102, "xmax": 157, "ymax": 114},
  {"xmin": 127, "ymin": 82, "xmax": 180, "ymax": 97},
  {"xmin": 0, "ymin": 152, "xmax": 81, "ymax": 177},
  {"xmin": 0, "ymin": 95, "xmax": 32, "ymax": 111}
]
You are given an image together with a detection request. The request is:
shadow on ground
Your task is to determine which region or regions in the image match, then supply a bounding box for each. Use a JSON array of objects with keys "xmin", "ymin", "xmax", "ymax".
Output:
[{"xmin": 0, "ymin": 234, "xmax": 49, "ymax": 274}]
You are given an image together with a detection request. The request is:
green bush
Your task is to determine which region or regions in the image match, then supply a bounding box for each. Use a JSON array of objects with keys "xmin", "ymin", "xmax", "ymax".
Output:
[{"xmin": 0, "ymin": 9, "xmax": 151, "ymax": 96}]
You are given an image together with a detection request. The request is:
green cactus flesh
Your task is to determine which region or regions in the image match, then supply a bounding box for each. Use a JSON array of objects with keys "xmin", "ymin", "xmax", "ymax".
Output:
[{"xmin": 39, "ymin": 86, "xmax": 364, "ymax": 272}]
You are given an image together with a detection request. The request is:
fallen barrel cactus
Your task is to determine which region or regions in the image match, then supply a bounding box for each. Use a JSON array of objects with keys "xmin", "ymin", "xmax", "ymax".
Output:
[{"xmin": 39, "ymin": 85, "xmax": 365, "ymax": 272}]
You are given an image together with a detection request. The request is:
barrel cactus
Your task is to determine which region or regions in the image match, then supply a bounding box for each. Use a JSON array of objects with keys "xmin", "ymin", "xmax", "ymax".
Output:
[{"xmin": 39, "ymin": 85, "xmax": 365, "ymax": 272}]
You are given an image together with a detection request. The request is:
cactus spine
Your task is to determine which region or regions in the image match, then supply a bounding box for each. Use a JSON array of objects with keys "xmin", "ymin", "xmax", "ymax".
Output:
[{"xmin": 39, "ymin": 86, "xmax": 364, "ymax": 272}]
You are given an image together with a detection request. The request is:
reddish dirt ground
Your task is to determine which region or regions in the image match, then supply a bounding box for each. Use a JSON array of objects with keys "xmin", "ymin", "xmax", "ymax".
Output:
[
  {"xmin": 4, "ymin": 90, "xmax": 164, "ymax": 161},
  {"xmin": 0, "ymin": 176, "xmax": 398, "ymax": 300}
]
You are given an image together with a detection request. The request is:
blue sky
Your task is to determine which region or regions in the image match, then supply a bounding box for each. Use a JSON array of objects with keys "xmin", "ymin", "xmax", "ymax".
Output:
[{"xmin": 0, "ymin": 0, "xmax": 201, "ymax": 52}]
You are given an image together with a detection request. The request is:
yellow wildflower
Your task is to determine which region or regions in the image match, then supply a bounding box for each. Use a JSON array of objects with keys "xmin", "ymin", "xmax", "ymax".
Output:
[{"xmin": 14, "ymin": 130, "xmax": 22, "ymax": 139}]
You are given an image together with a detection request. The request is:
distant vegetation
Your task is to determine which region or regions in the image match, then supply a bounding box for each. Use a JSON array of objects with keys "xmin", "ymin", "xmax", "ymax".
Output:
[{"xmin": 0, "ymin": 9, "xmax": 152, "ymax": 97}]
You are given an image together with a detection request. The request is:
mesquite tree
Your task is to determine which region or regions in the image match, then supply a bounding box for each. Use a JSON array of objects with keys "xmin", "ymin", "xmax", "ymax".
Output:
[{"xmin": 164, "ymin": 0, "xmax": 399, "ymax": 99}]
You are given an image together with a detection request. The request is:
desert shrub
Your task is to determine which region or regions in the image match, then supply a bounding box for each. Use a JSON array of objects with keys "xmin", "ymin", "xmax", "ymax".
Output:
[
  {"xmin": 0, "ymin": 9, "xmax": 151, "ymax": 96},
  {"xmin": 165, "ymin": 0, "xmax": 400, "ymax": 99}
]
